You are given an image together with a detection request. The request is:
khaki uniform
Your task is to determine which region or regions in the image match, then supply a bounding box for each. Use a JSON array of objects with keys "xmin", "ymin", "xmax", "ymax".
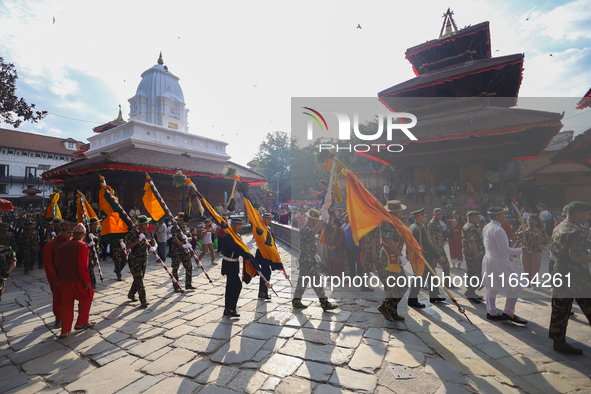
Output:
[
  {"xmin": 19, "ymin": 229, "xmax": 39, "ymax": 272},
  {"xmin": 294, "ymin": 224, "xmax": 327, "ymax": 301},
  {"xmin": 125, "ymin": 230, "xmax": 155, "ymax": 304},
  {"xmin": 170, "ymin": 226, "xmax": 192, "ymax": 288}
]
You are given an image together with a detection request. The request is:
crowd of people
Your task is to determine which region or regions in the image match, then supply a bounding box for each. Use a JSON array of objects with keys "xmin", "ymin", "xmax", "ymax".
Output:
[{"xmin": 1, "ymin": 191, "xmax": 590, "ymax": 354}]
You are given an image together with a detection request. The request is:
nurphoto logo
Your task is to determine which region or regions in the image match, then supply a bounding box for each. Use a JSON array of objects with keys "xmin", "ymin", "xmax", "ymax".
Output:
[{"xmin": 302, "ymin": 108, "xmax": 419, "ymax": 153}]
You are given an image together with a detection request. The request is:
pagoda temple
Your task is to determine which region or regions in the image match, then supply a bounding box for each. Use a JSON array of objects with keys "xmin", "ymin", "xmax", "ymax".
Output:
[
  {"xmin": 361, "ymin": 9, "xmax": 563, "ymax": 207},
  {"xmin": 43, "ymin": 53, "xmax": 264, "ymax": 216}
]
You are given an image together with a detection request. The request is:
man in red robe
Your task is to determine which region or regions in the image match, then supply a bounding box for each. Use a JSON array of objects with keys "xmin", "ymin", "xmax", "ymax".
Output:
[
  {"xmin": 56, "ymin": 223, "xmax": 95, "ymax": 338},
  {"xmin": 43, "ymin": 221, "xmax": 75, "ymax": 328}
]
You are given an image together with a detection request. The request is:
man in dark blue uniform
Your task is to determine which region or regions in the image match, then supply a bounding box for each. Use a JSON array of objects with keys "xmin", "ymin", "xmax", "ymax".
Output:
[{"xmin": 221, "ymin": 217, "xmax": 251, "ymax": 317}]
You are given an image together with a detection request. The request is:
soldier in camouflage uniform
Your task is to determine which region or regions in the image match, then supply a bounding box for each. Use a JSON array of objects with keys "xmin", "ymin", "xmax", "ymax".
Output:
[
  {"xmin": 112, "ymin": 240, "xmax": 127, "ymax": 281},
  {"xmin": 19, "ymin": 221, "xmax": 39, "ymax": 274},
  {"xmin": 362, "ymin": 226, "xmax": 380, "ymax": 291},
  {"xmin": 462, "ymin": 211, "xmax": 485, "ymax": 303},
  {"xmin": 375, "ymin": 201, "xmax": 414, "ymax": 321},
  {"xmin": 0, "ymin": 245, "xmax": 17, "ymax": 302},
  {"xmin": 125, "ymin": 215, "xmax": 156, "ymax": 308},
  {"xmin": 548, "ymin": 201, "xmax": 591, "ymax": 354},
  {"xmin": 428, "ymin": 208, "xmax": 453, "ymax": 287},
  {"xmin": 170, "ymin": 213, "xmax": 194, "ymax": 292},
  {"xmin": 0, "ymin": 222, "xmax": 17, "ymax": 251},
  {"xmin": 84, "ymin": 217, "xmax": 101, "ymax": 288},
  {"xmin": 292, "ymin": 209, "xmax": 338, "ymax": 311},
  {"xmin": 409, "ymin": 208, "xmax": 446, "ymax": 309}
]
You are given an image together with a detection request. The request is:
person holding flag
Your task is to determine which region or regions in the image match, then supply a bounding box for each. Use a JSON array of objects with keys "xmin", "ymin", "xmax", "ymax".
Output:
[
  {"xmin": 257, "ymin": 212, "xmax": 275, "ymax": 299},
  {"xmin": 170, "ymin": 213, "xmax": 195, "ymax": 292},
  {"xmin": 125, "ymin": 215, "xmax": 156, "ymax": 308},
  {"xmin": 292, "ymin": 209, "xmax": 338, "ymax": 311},
  {"xmin": 220, "ymin": 217, "xmax": 251, "ymax": 317},
  {"xmin": 84, "ymin": 217, "xmax": 101, "ymax": 289}
]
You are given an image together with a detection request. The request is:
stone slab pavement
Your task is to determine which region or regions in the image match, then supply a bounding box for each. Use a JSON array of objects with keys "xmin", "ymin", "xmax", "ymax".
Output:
[{"xmin": 1, "ymin": 234, "xmax": 590, "ymax": 393}]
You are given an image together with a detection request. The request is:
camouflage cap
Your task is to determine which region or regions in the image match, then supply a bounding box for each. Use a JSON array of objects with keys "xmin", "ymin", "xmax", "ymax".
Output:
[{"xmin": 566, "ymin": 201, "xmax": 591, "ymax": 212}]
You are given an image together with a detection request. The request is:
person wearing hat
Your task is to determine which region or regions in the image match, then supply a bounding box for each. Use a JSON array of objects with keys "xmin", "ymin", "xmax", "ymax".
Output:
[
  {"xmin": 220, "ymin": 216, "xmax": 252, "ymax": 317},
  {"xmin": 428, "ymin": 208, "xmax": 453, "ymax": 288},
  {"xmin": 84, "ymin": 217, "xmax": 101, "ymax": 289},
  {"xmin": 42, "ymin": 221, "xmax": 75, "ymax": 327},
  {"xmin": 375, "ymin": 201, "xmax": 412, "ymax": 320},
  {"xmin": 198, "ymin": 217, "xmax": 217, "ymax": 266},
  {"xmin": 292, "ymin": 209, "xmax": 338, "ymax": 311},
  {"xmin": 170, "ymin": 213, "xmax": 195, "ymax": 292},
  {"xmin": 0, "ymin": 222, "xmax": 17, "ymax": 252},
  {"xmin": 125, "ymin": 215, "xmax": 157, "ymax": 308},
  {"xmin": 462, "ymin": 211, "xmax": 485, "ymax": 303},
  {"xmin": 0, "ymin": 245, "xmax": 17, "ymax": 303},
  {"xmin": 549, "ymin": 201, "xmax": 591, "ymax": 354},
  {"xmin": 18, "ymin": 220, "xmax": 39, "ymax": 274},
  {"xmin": 256, "ymin": 212, "xmax": 275, "ymax": 300},
  {"xmin": 56, "ymin": 223, "xmax": 95, "ymax": 338},
  {"xmin": 47, "ymin": 218, "xmax": 63, "ymax": 242},
  {"xmin": 409, "ymin": 208, "xmax": 446, "ymax": 308},
  {"xmin": 482, "ymin": 207, "xmax": 528, "ymax": 324}
]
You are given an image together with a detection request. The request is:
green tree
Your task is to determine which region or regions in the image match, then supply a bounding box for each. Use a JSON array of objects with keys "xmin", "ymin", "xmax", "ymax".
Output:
[
  {"xmin": 254, "ymin": 131, "xmax": 293, "ymax": 204},
  {"xmin": 0, "ymin": 57, "xmax": 47, "ymax": 128}
]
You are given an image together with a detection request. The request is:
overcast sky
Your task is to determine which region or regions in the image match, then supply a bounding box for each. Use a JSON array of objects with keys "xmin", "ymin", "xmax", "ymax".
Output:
[{"xmin": 1, "ymin": 0, "xmax": 590, "ymax": 166}]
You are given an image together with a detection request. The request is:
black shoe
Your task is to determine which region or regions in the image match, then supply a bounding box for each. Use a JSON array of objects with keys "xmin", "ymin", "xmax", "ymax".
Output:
[
  {"xmin": 468, "ymin": 298, "xmax": 482, "ymax": 304},
  {"xmin": 408, "ymin": 299, "xmax": 426, "ymax": 308},
  {"xmin": 53, "ymin": 320, "xmax": 61, "ymax": 328},
  {"xmin": 430, "ymin": 297, "xmax": 446, "ymax": 303},
  {"xmin": 185, "ymin": 285, "xmax": 197, "ymax": 290},
  {"xmin": 258, "ymin": 293, "xmax": 271, "ymax": 300},
  {"xmin": 487, "ymin": 313, "xmax": 505, "ymax": 321},
  {"xmin": 502, "ymin": 313, "xmax": 528, "ymax": 325},
  {"xmin": 223, "ymin": 309, "xmax": 240, "ymax": 317}
]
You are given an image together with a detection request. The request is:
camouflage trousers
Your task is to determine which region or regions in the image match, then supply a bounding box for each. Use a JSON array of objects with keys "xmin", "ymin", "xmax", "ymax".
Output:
[
  {"xmin": 128, "ymin": 257, "xmax": 147, "ymax": 304},
  {"xmin": 465, "ymin": 257, "xmax": 482, "ymax": 296},
  {"xmin": 0, "ymin": 278, "xmax": 5, "ymax": 302},
  {"xmin": 549, "ymin": 298, "xmax": 591, "ymax": 341},
  {"xmin": 114, "ymin": 256, "xmax": 127, "ymax": 276},
  {"xmin": 171, "ymin": 254, "xmax": 192, "ymax": 288},
  {"xmin": 21, "ymin": 248, "xmax": 38, "ymax": 272},
  {"xmin": 437, "ymin": 246, "xmax": 451, "ymax": 274},
  {"xmin": 294, "ymin": 258, "xmax": 326, "ymax": 301},
  {"xmin": 88, "ymin": 259, "xmax": 97, "ymax": 287},
  {"xmin": 375, "ymin": 251, "xmax": 409, "ymax": 314}
]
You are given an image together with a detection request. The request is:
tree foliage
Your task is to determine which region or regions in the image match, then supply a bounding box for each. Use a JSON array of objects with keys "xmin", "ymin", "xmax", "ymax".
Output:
[{"xmin": 0, "ymin": 57, "xmax": 47, "ymax": 128}]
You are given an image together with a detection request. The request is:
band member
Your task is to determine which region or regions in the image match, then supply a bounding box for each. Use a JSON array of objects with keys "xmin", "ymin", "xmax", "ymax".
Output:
[
  {"xmin": 549, "ymin": 201, "xmax": 591, "ymax": 354},
  {"xmin": 462, "ymin": 211, "xmax": 484, "ymax": 303},
  {"xmin": 256, "ymin": 212, "xmax": 274, "ymax": 300},
  {"xmin": 170, "ymin": 213, "xmax": 195, "ymax": 292},
  {"xmin": 56, "ymin": 223, "xmax": 95, "ymax": 338},
  {"xmin": 125, "ymin": 215, "xmax": 156, "ymax": 308},
  {"xmin": 43, "ymin": 221, "xmax": 75, "ymax": 328},
  {"xmin": 221, "ymin": 217, "xmax": 251, "ymax": 317},
  {"xmin": 292, "ymin": 209, "xmax": 338, "ymax": 311},
  {"xmin": 409, "ymin": 208, "xmax": 446, "ymax": 308},
  {"xmin": 482, "ymin": 207, "xmax": 528, "ymax": 324}
]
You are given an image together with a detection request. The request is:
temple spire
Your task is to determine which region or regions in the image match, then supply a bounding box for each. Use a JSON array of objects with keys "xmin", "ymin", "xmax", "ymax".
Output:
[
  {"xmin": 117, "ymin": 104, "xmax": 124, "ymax": 122},
  {"xmin": 157, "ymin": 51, "xmax": 164, "ymax": 65},
  {"xmin": 439, "ymin": 8, "xmax": 459, "ymax": 38}
]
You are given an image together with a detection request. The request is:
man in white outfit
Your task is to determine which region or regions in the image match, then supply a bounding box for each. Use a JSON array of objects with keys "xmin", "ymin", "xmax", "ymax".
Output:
[{"xmin": 482, "ymin": 207, "xmax": 529, "ymax": 324}]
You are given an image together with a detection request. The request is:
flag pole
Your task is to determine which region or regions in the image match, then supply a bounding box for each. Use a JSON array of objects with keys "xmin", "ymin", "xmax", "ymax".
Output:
[
  {"xmin": 145, "ymin": 174, "xmax": 214, "ymax": 285},
  {"xmin": 78, "ymin": 192, "xmax": 104, "ymax": 283},
  {"xmin": 100, "ymin": 177, "xmax": 184, "ymax": 293},
  {"xmin": 185, "ymin": 177, "xmax": 277, "ymax": 295}
]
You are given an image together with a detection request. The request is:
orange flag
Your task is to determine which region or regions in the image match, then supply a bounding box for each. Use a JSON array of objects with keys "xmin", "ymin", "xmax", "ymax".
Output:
[{"xmin": 340, "ymin": 163, "xmax": 426, "ymax": 276}]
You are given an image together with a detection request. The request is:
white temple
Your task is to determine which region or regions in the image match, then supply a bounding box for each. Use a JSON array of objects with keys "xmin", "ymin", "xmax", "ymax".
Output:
[{"xmin": 85, "ymin": 53, "xmax": 229, "ymax": 161}]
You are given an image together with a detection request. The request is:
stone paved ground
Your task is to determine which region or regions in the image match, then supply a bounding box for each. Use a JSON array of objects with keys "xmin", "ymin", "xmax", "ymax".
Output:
[{"xmin": 1, "ymin": 235, "xmax": 590, "ymax": 394}]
